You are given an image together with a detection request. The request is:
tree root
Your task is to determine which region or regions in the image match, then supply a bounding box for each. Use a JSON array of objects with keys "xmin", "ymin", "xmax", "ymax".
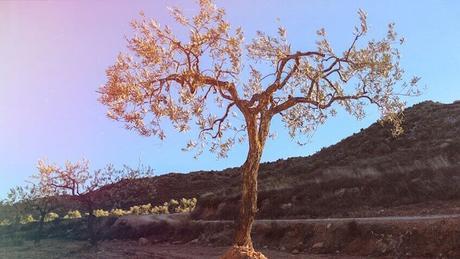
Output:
[{"xmin": 221, "ymin": 245, "xmax": 267, "ymax": 259}]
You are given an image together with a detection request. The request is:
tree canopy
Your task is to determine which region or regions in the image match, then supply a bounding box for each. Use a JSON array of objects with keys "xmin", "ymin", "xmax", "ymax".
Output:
[{"xmin": 100, "ymin": 0, "xmax": 419, "ymax": 159}]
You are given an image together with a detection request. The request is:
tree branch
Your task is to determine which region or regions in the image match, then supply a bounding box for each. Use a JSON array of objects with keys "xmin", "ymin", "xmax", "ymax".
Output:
[
  {"xmin": 200, "ymin": 102, "xmax": 236, "ymax": 138},
  {"xmin": 270, "ymin": 94, "xmax": 377, "ymax": 115}
]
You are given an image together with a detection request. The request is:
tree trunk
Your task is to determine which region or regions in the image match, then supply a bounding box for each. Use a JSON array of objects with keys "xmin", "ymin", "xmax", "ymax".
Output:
[
  {"xmin": 234, "ymin": 143, "xmax": 263, "ymax": 248},
  {"xmin": 87, "ymin": 202, "xmax": 97, "ymax": 246},
  {"xmin": 88, "ymin": 213, "xmax": 97, "ymax": 246},
  {"xmin": 233, "ymin": 113, "xmax": 270, "ymax": 250},
  {"xmin": 34, "ymin": 211, "xmax": 46, "ymax": 245}
]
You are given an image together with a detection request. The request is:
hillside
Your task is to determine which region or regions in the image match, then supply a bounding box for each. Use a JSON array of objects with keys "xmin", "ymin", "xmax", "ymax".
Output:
[{"xmin": 95, "ymin": 100, "xmax": 460, "ymax": 219}]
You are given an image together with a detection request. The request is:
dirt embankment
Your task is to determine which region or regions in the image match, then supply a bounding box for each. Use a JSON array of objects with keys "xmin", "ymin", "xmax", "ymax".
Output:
[{"xmin": 104, "ymin": 214, "xmax": 460, "ymax": 258}]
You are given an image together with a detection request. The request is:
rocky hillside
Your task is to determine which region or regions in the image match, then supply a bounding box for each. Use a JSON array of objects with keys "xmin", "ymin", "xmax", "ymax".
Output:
[{"xmin": 96, "ymin": 100, "xmax": 460, "ymax": 219}]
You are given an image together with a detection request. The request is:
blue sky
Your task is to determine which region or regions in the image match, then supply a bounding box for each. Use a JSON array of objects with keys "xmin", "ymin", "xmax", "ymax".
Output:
[{"xmin": 1, "ymin": 0, "xmax": 459, "ymax": 198}]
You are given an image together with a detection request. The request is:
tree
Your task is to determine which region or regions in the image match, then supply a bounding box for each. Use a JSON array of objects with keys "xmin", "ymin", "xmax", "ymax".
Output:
[
  {"xmin": 4, "ymin": 187, "xmax": 27, "ymax": 225},
  {"xmin": 38, "ymin": 160, "xmax": 119, "ymax": 245},
  {"xmin": 0, "ymin": 200, "xmax": 12, "ymax": 226},
  {"xmin": 99, "ymin": 1, "xmax": 419, "ymax": 257},
  {"xmin": 38, "ymin": 160, "xmax": 150, "ymax": 245},
  {"xmin": 20, "ymin": 172, "xmax": 59, "ymax": 245}
]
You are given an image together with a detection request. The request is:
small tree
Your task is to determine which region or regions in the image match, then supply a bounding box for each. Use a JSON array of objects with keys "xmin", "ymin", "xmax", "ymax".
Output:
[
  {"xmin": 38, "ymin": 160, "xmax": 124, "ymax": 245},
  {"xmin": 99, "ymin": 1, "xmax": 419, "ymax": 257},
  {"xmin": 19, "ymin": 170, "xmax": 61, "ymax": 244},
  {"xmin": 0, "ymin": 200, "xmax": 12, "ymax": 226},
  {"xmin": 2, "ymin": 174, "xmax": 59, "ymax": 245},
  {"xmin": 4, "ymin": 187, "xmax": 27, "ymax": 225}
]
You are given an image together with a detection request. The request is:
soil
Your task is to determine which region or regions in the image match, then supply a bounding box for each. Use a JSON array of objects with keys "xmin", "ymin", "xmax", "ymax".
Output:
[
  {"xmin": 3, "ymin": 212, "xmax": 459, "ymax": 258},
  {"xmin": 0, "ymin": 239, "xmax": 365, "ymax": 259}
]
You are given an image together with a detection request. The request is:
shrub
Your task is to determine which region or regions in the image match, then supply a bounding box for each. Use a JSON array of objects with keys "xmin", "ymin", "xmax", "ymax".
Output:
[
  {"xmin": 125, "ymin": 199, "xmax": 197, "ymax": 216},
  {"xmin": 129, "ymin": 205, "xmax": 141, "ymax": 215},
  {"xmin": 140, "ymin": 204, "xmax": 152, "ymax": 214},
  {"xmin": 63, "ymin": 210, "xmax": 82, "ymax": 219},
  {"xmin": 0, "ymin": 219, "xmax": 11, "ymax": 226},
  {"xmin": 168, "ymin": 199, "xmax": 180, "ymax": 213},
  {"xmin": 93, "ymin": 209, "xmax": 109, "ymax": 217},
  {"xmin": 176, "ymin": 197, "xmax": 197, "ymax": 213},
  {"xmin": 129, "ymin": 203, "xmax": 153, "ymax": 215},
  {"xmin": 20, "ymin": 214, "xmax": 35, "ymax": 224},
  {"xmin": 110, "ymin": 208, "xmax": 129, "ymax": 217},
  {"xmin": 44, "ymin": 212, "xmax": 59, "ymax": 222},
  {"xmin": 151, "ymin": 204, "xmax": 169, "ymax": 214}
]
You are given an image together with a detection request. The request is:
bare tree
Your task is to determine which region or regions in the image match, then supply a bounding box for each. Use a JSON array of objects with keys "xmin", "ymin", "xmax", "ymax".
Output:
[
  {"xmin": 38, "ymin": 160, "xmax": 122, "ymax": 246},
  {"xmin": 99, "ymin": 0, "xmax": 419, "ymax": 257},
  {"xmin": 21, "ymin": 172, "xmax": 59, "ymax": 245}
]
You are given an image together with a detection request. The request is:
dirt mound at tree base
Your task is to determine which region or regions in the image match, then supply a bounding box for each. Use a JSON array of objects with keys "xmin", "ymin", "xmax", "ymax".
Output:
[{"xmin": 221, "ymin": 245, "xmax": 267, "ymax": 259}]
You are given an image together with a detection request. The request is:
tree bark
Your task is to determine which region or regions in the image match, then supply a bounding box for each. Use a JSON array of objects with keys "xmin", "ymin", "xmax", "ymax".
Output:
[
  {"xmin": 234, "ymin": 113, "xmax": 270, "ymax": 249},
  {"xmin": 88, "ymin": 213, "xmax": 97, "ymax": 246},
  {"xmin": 86, "ymin": 201, "xmax": 97, "ymax": 246},
  {"xmin": 34, "ymin": 211, "xmax": 46, "ymax": 245}
]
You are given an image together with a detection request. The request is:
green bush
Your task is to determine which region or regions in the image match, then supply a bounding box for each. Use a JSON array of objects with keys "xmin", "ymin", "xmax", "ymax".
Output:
[
  {"xmin": 168, "ymin": 199, "xmax": 180, "ymax": 213},
  {"xmin": 110, "ymin": 208, "xmax": 129, "ymax": 217},
  {"xmin": 123, "ymin": 198, "xmax": 197, "ymax": 216},
  {"xmin": 63, "ymin": 210, "xmax": 82, "ymax": 219},
  {"xmin": 44, "ymin": 212, "xmax": 59, "ymax": 222},
  {"xmin": 129, "ymin": 203, "xmax": 152, "ymax": 215},
  {"xmin": 0, "ymin": 218, "xmax": 11, "ymax": 226},
  {"xmin": 151, "ymin": 204, "xmax": 169, "ymax": 214},
  {"xmin": 129, "ymin": 205, "xmax": 141, "ymax": 215},
  {"xmin": 93, "ymin": 209, "xmax": 109, "ymax": 217},
  {"xmin": 20, "ymin": 214, "xmax": 35, "ymax": 224},
  {"xmin": 140, "ymin": 204, "xmax": 152, "ymax": 214},
  {"xmin": 176, "ymin": 197, "xmax": 197, "ymax": 213}
]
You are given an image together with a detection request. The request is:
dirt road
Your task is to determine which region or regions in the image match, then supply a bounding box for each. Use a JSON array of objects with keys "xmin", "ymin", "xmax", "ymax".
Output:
[{"xmin": 0, "ymin": 239, "xmax": 364, "ymax": 259}]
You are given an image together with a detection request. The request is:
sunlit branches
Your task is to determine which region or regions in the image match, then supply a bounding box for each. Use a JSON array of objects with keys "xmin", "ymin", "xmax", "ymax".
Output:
[{"xmin": 100, "ymin": 1, "xmax": 419, "ymax": 158}]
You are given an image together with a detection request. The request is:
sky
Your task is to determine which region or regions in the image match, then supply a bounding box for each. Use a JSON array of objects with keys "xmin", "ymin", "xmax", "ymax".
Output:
[{"xmin": 1, "ymin": 0, "xmax": 459, "ymax": 199}]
